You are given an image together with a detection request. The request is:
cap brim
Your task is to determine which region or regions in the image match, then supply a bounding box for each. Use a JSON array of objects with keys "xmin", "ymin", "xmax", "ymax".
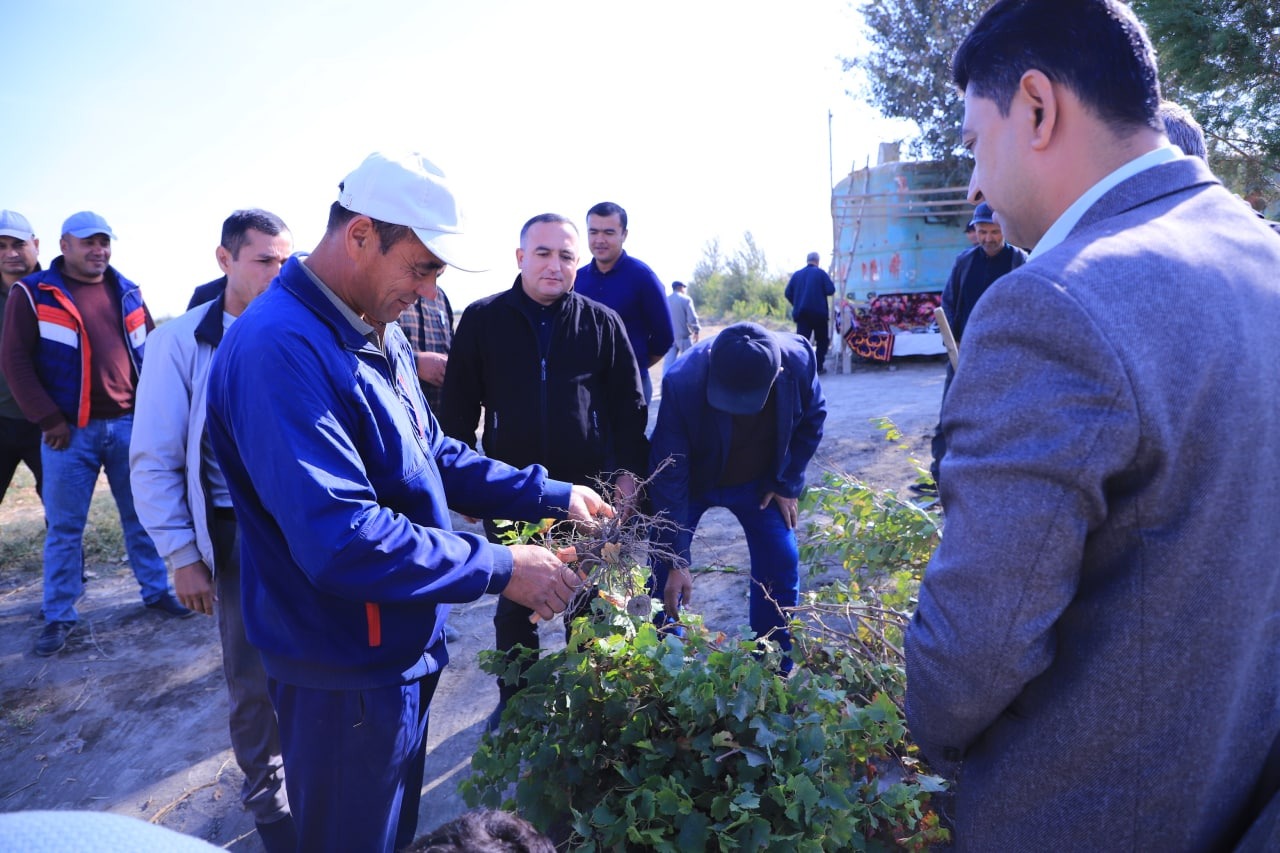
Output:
[
  {"xmin": 414, "ymin": 228, "xmax": 488, "ymax": 273},
  {"xmin": 707, "ymin": 381, "xmax": 771, "ymax": 415},
  {"xmin": 0, "ymin": 229, "xmax": 33, "ymax": 240},
  {"xmin": 67, "ymin": 228, "xmax": 116, "ymax": 240}
]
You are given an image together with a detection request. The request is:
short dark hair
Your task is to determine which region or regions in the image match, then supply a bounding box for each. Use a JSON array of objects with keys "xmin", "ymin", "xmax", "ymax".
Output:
[
  {"xmin": 586, "ymin": 201, "xmax": 627, "ymax": 231},
  {"xmin": 953, "ymin": 0, "xmax": 1162, "ymax": 135},
  {"xmin": 519, "ymin": 213, "xmax": 577, "ymax": 244},
  {"xmin": 221, "ymin": 209, "xmax": 288, "ymax": 260},
  {"xmin": 327, "ymin": 181, "xmax": 414, "ymax": 254},
  {"xmin": 405, "ymin": 809, "xmax": 554, "ymax": 853},
  {"xmin": 1158, "ymin": 101, "xmax": 1207, "ymax": 160}
]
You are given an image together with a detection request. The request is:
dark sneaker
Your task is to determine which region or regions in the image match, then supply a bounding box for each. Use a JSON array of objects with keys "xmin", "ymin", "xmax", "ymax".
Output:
[
  {"xmin": 36, "ymin": 621, "xmax": 75, "ymax": 656},
  {"xmin": 146, "ymin": 592, "xmax": 195, "ymax": 619}
]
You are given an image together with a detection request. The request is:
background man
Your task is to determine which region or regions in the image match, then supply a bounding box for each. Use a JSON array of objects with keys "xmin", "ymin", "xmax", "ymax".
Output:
[
  {"xmin": 205, "ymin": 152, "xmax": 611, "ymax": 853},
  {"xmin": 574, "ymin": 201, "xmax": 673, "ymax": 405},
  {"xmin": 130, "ymin": 209, "xmax": 296, "ymax": 852},
  {"xmin": 649, "ymin": 322, "xmax": 825, "ymax": 671},
  {"xmin": 664, "ymin": 280, "xmax": 700, "ymax": 373},
  {"xmin": 1, "ymin": 211, "xmax": 190, "ymax": 657},
  {"xmin": 784, "ymin": 252, "xmax": 835, "ymax": 374},
  {"xmin": 397, "ymin": 286, "xmax": 454, "ymax": 415},
  {"xmin": 440, "ymin": 213, "xmax": 647, "ymax": 727},
  {"xmin": 926, "ymin": 202, "xmax": 1027, "ymax": 488},
  {"xmin": 0, "ymin": 210, "xmax": 44, "ymax": 504},
  {"xmin": 905, "ymin": 1, "xmax": 1280, "ymax": 848}
]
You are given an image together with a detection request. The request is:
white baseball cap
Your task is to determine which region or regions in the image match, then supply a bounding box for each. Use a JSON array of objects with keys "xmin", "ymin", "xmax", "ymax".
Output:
[
  {"xmin": 338, "ymin": 151, "xmax": 485, "ymax": 272},
  {"xmin": 0, "ymin": 210, "xmax": 34, "ymax": 240}
]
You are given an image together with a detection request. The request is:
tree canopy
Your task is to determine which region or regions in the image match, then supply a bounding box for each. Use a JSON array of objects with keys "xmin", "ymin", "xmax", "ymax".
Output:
[
  {"xmin": 849, "ymin": 0, "xmax": 1279, "ymax": 203},
  {"xmin": 843, "ymin": 0, "xmax": 986, "ymax": 163},
  {"xmin": 1132, "ymin": 0, "xmax": 1280, "ymax": 199}
]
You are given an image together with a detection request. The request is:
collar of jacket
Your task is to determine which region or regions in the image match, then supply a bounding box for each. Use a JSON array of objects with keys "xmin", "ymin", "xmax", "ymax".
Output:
[
  {"xmin": 276, "ymin": 255, "xmax": 380, "ymax": 354},
  {"xmin": 1073, "ymin": 156, "xmax": 1219, "ymax": 238},
  {"xmin": 194, "ymin": 291, "xmax": 228, "ymax": 348},
  {"xmin": 504, "ymin": 273, "xmax": 574, "ymax": 314}
]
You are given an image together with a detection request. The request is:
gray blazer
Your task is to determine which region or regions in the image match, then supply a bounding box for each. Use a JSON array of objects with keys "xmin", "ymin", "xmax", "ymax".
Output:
[{"xmin": 906, "ymin": 156, "xmax": 1280, "ymax": 850}]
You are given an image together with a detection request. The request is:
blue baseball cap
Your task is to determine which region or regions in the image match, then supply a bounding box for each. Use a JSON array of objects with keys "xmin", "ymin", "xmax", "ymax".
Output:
[
  {"xmin": 61, "ymin": 211, "xmax": 117, "ymax": 240},
  {"xmin": 707, "ymin": 322, "xmax": 781, "ymax": 415},
  {"xmin": 968, "ymin": 202, "xmax": 997, "ymax": 227},
  {"xmin": 0, "ymin": 210, "xmax": 34, "ymax": 240}
]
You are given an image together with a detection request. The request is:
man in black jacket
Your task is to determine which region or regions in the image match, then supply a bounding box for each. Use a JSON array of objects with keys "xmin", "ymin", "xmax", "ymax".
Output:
[
  {"xmin": 926, "ymin": 202, "xmax": 1028, "ymax": 489},
  {"xmin": 440, "ymin": 212, "xmax": 648, "ymax": 727}
]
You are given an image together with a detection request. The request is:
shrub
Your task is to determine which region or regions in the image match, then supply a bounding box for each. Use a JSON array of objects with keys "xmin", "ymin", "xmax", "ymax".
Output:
[{"xmin": 462, "ymin": 462, "xmax": 949, "ymax": 850}]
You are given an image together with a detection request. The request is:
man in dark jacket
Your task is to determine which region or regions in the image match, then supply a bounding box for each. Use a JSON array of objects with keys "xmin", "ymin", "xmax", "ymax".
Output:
[
  {"xmin": 927, "ymin": 202, "xmax": 1028, "ymax": 487},
  {"xmin": 784, "ymin": 252, "xmax": 835, "ymax": 373},
  {"xmin": 440, "ymin": 212, "xmax": 648, "ymax": 723},
  {"xmin": 0, "ymin": 210, "xmax": 44, "ymax": 505},
  {"xmin": 648, "ymin": 322, "xmax": 825, "ymax": 671}
]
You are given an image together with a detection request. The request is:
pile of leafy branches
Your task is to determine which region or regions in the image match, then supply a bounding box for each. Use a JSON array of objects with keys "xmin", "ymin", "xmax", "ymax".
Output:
[{"xmin": 462, "ymin": 457, "xmax": 948, "ymax": 850}]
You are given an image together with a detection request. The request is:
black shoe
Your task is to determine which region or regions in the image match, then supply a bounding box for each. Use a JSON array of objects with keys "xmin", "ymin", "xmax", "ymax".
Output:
[
  {"xmin": 146, "ymin": 592, "xmax": 195, "ymax": 618},
  {"xmin": 36, "ymin": 621, "xmax": 75, "ymax": 656},
  {"xmin": 909, "ymin": 482, "xmax": 938, "ymax": 496},
  {"xmin": 256, "ymin": 816, "xmax": 298, "ymax": 853}
]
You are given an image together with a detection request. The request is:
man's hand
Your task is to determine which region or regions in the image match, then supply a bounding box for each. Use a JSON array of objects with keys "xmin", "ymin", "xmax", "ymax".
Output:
[
  {"xmin": 415, "ymin": 351, "xmax": 448, "ymax": 387},
  {"xmin": 501, "ymin": 543, "xmax": 582, "ymax": 622},
  {"xmin": 761, "ymin": 492, "xmax": 799, "ymax": 529},
  {"xmin": 663, "ymin": 566, "xmax": 693, "ymax": 617},
  {"xmin": 43, "ymin": 422, "xmax": 70, "ymax": 450},
  {"xmin": 175, "ymin": 560, "xmax": 215, "ymax": 616},
  {"xmin": 567, "ymin": 485, "xmax": 614, "ymax": 522}
]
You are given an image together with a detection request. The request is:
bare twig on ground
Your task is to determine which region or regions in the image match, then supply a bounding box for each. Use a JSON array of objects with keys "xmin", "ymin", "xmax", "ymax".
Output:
[
  {"xmin": 147, "ymin": 756, "xmax": 235, "ymax": 824},
  {"xmin": 2, "ymin": 763, "xmax": 47, "ymax": 800}
]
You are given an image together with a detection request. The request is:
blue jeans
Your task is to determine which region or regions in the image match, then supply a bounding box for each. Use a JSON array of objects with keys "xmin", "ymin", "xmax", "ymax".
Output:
[
  {"xmin": 650, "ymin": 480, "xmax": 800, "ymax": 657},
  {"xmin": 41, "ymin": 415, "xmax": 170, "ymax": 622}
]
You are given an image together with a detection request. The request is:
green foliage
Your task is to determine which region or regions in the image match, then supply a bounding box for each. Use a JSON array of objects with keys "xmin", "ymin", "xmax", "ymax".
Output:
[
  {"xmin": 844, "ymin": 0, "xmax": 986, "ymax": 163},
  {"xmin": 463, "ymin": 606, "xmax": 947, "ymax": 851},
  {"xmin": 1132, "ymin": 0, "xmax": 1280, "ymax": 185},
  {"xmin": 690, "ymin": 232, "xmax": 789, "ymax": 322},
  {"xmin": 461, "ymin": 436, "xmax": 950, "ymax": 850}
]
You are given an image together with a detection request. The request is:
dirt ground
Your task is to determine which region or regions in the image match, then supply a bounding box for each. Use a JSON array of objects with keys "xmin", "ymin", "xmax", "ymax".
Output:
[{"xmin": 0, "ymin": 350, "xmax": 946, "ymax": 850}]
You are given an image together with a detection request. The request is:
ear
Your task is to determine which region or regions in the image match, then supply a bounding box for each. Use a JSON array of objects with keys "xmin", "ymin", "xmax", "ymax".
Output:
[
  {"xmin": 515, "ymin": 246, "xmax": 525, "ymax": 267},
  {"xmin": 59, "ymin": 235, "xmax": 70, "ymax": 254},
  {"xmin": 1020, "ymin": 70, "xmax": 1059, "ymax": 151},
  {"xmin": 345, "ymin": 216, "xmax": 375, "ymax": 260},
  {"xmin": 215, "ymin": 245, "xmax": 232, "ymax": 274}
]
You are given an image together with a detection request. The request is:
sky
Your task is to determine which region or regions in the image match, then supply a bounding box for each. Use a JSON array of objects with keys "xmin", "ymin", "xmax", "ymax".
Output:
[{"xmin": 2, "ymin": 0, "xmax": 913, "ymax": 319}]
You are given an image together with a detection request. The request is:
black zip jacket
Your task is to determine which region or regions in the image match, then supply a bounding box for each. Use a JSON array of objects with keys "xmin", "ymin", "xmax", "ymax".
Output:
[{"xmin": 439, "ymin": 277, "xmax": 648, "ymax": 488}]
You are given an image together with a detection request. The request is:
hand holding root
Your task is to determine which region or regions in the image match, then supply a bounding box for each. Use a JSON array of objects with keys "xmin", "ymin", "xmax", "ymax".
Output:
[
  {"xmin": 567, "ymin": 484, "xmax": 614, "ymax": 522},
  {"xmin": 502, "ymin": 543, "xmax": 583, "ymax": 622},
  {"xmin": 663, "ymin": 566, "xmax": 693, "ymax": 618}
]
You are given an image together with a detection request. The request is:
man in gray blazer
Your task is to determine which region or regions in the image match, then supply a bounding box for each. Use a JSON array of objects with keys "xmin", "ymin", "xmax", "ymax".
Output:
[{"xmin": 905, "ymin": 1, "xmax": 1280, "ymax": 849}]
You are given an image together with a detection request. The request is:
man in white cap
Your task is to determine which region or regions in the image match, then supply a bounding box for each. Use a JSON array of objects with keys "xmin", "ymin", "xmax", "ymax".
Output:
[
  {"xmin": 1, "ymin": 211, "xmax": 191, "ymax": 658},
  {"xmin": 0, "ymin": 210, "xmax": 44, "ymax": 505},
  {"xmin": 205, "ymin": 152, "xmax": 614, "ymax": 853}
]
